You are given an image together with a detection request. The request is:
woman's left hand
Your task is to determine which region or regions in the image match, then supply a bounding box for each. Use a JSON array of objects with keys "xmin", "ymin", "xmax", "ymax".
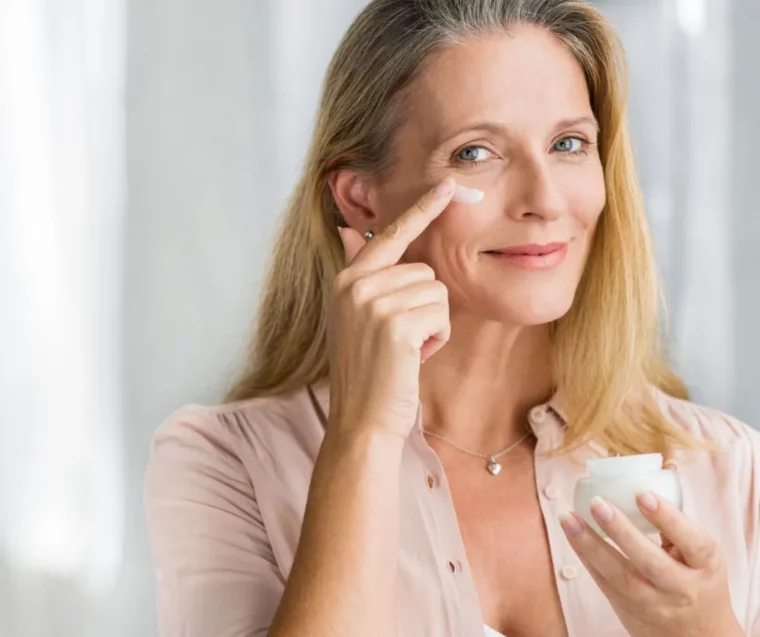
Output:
[{"xmin": 560, "ymin": 491, "xmax": 745, "ymax": 637}]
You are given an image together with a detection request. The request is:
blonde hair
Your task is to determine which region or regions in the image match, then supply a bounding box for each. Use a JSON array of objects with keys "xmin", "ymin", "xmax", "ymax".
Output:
[{"xmin": 226, "ymin": 0, "xmax": 695, "ymax": 455}]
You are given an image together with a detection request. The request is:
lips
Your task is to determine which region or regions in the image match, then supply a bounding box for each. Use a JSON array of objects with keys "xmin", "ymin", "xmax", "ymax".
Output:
[
  {"xmin": 485, "ymin": 242, "xmax": 567, "ymax": 257},
  {"xmin": 483, "ymin": 242, "xmax": 568, "ymax": 271}
]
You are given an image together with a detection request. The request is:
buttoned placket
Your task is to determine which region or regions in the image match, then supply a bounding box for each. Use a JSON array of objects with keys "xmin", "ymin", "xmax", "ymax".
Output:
[
  {"xmin": 414, "ymin": 402, "xmax": 590, "ymax": 636},
  {"xmin": 530, "ymin": 406, "xmax": 596, "ymax": 637},
  {"xmin": 412, "ymin": 405, "xmax": 482, "ymax": 636}
]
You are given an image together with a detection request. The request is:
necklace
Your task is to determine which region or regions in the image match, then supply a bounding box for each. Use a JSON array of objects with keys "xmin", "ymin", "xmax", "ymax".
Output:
[{"xmin": 422, "ymin": 429, "xmax": 532, "ymax": 476}]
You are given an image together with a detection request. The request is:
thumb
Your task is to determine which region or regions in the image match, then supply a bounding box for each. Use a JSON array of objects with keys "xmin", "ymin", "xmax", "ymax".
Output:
[{"xmin": 337, "ymin": 226, "xmax": 367, "ymax": 264}]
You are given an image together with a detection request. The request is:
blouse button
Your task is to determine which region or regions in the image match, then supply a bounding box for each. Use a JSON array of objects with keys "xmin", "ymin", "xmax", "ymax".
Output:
[
  {"xmin": 543, "ymin": 485, "xmax": 560, "ymax": 500},
  {"xmin": 447, "ymin": 559, "xmax": 462, "ymax": 574},
  {"xmin": 560, "ymin": 564, "xmax": 578, "ymax": 580},
  {"xmin": 529, "ymin": 406, "xmax": 547, "ymax": 424},
  {"xmin": 425, "ymin": 473, "xmax": 437, "ymax": 490}
]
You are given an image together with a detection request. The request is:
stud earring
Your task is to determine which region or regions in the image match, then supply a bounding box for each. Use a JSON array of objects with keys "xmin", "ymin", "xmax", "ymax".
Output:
[{"xmin": 364, "ymin": 230, "xmax": 375, "ymax": 240}]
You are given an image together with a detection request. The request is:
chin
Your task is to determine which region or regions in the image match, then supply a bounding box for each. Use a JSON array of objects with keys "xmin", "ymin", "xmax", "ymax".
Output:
[
  {"xmin": 475, "ymin": 289, "xmax": 578, "ymax": 326},
  {"xmin": 504, "ymin": 304, "xmax": 573, "ymax": 326}
]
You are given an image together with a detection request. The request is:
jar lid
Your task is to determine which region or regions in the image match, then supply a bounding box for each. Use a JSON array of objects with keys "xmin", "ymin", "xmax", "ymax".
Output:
[{"xmin": 586, "ymin": 452, "xmax": 663, "ymax": 476}]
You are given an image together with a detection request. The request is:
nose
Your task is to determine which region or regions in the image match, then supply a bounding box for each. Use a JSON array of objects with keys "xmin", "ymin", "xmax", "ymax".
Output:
[{"xmin": 505, "ymin": 156, "xmax": 566, "ymax": 222}]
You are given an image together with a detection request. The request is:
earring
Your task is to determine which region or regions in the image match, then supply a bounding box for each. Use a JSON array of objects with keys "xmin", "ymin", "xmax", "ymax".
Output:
[{"xmin": 364, "ymin": 230, "xmax": 375, "ymax": 240}]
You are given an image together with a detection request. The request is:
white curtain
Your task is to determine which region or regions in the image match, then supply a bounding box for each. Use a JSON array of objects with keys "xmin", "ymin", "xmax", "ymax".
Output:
[
  {"xmin": 0, "ymin": 0, "xmax": 125, "ymax": 634},
  {"xmin": 599, "ymin": 0, "xmax": 734, "ymax": 411}
]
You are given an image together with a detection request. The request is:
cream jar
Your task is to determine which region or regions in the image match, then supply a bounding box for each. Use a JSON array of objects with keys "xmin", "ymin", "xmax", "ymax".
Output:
[{"xmin": 573, "ymin": 453, "xmax": 682, "ymax": 536}]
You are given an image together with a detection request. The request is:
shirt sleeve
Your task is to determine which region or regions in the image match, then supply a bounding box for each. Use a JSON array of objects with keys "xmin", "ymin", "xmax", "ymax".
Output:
[
  {"xmin": 144, "ymin": 406, "xmax": 285, "ymax": 637},
  {"xmin": 745, "ymin": 425, "xmax": 760, "ymax": 636}
]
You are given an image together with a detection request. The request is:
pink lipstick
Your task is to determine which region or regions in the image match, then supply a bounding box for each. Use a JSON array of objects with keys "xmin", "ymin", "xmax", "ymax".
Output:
[{"xmin": 484, "ymin": 242, "xmax": 568, "ymax": 270}]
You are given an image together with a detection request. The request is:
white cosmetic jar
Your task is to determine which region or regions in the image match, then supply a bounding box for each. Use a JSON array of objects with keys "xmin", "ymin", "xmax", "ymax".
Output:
[{"xmin": 573, "ymin": 453, "xmax": 682, "ymax": 536}]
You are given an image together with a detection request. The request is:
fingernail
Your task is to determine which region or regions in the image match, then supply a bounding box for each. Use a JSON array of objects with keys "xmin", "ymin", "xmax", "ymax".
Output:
[
  {"xmin": 636, "ymin": 491, "xmax": 659, "ymax": 512},
  {"xmin": 590, "ymin": 496, "xmax": 615, "ymax": 523},
  {"xmin": 559, "ymin": 512, "xmax": 584, "ymax": 537},
  {"xmin": 434, "ymin": 177, "xmax": 456, "ymax": 198},
  {"xmin": 663, "ymin": 460, "xmax": 678, "ymax": 473},
  {"xmin": 452, "ymin": 184, "xmax": 485, "ymax": 204}
]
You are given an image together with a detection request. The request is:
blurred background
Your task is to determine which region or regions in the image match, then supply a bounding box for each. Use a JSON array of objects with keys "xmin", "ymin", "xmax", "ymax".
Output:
[{"xmin": 0, "ymin": 0, "xmax": 757, "ymax": 635}]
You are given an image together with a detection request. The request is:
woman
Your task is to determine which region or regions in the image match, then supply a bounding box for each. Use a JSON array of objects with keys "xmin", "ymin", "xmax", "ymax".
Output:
[{"xmin": 144, "ymin": 1, "xmax": 760, "ymax": 636}]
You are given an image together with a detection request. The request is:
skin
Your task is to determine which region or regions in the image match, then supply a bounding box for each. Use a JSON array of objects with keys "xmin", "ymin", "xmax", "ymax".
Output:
[{"xmin": 268, "ymin": 25, "xmax": 744, "ymax": 637}]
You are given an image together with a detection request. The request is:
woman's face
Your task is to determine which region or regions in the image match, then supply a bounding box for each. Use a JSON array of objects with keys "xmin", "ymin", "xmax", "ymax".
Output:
[{"xmin": 368, "ymin": 26, "xmax": 606, "ymax": 326}]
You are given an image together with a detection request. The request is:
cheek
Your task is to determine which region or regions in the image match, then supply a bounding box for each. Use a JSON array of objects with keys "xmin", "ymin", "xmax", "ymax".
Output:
[
  {"xmin": 570, "ymin": 186, "xmax": 605, "ymax": 273},
  {"xmin": 437, "ymin": 201, "xmax": 494, "ymax": 237},
  {"xmin": 566, "ymin": 167, "xmax": 606, "ymax": 228},
  {"xmin": 404, "ymin": 201, "xmax": 493, "ymax": 264}
]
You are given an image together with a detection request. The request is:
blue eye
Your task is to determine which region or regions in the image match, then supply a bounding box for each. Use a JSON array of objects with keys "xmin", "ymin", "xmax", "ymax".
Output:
[
  {"xmin": 455, "ymin": 146, "xmax": 492, "ymax": 163},
  {"xmin": 554, "ymin": 137, "xmax": 585, "ymax": 153}
]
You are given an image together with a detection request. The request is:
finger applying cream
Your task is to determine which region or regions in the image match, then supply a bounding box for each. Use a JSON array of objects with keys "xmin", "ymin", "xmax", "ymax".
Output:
[{"xmin": 452, "ymin": 183, "xmax": 485, "ymax": 204}]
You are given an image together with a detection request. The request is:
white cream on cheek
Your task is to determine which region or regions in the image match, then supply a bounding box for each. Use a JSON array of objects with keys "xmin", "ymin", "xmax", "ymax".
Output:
[{"xmin": 452, "ymin": 183, "xmax": 485, "ymax": 204}]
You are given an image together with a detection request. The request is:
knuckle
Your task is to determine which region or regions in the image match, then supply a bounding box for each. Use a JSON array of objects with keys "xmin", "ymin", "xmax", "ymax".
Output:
[
  {"xmin": 700, "ymin": 540, "xmax": 722, "ymax": 569},
  {"xmin": 628, "ymin": 582, "xmax": 654, "ymax": 608},
  {"xmin": 380, "ymin": 219, "xmax": 402, "ymax": 240},
  {"xmin": 368, "ymin": 295, "xmax": 391, "ymax": 320},
  {"xmin": 348, "ymin": 279, "xmax": 372, "ymax": 305},
  {"xmin": 383, "ymin": 313, "xmax": 408, "ymax": 342},
  {"xmin": 621, "ymin": 568, "xmax": 639, "ymax": 592},
  {"xmin": 415, "ymin": 263, "xmax": 436, "ymax": 280},
  {"xmin": 672, "ymin": 588, "xmax": 698, "ymax": 609},
  {"xmin": 412, "ymin": 198, "xmax": 432, "ymax": 217},
  {"xmin": 643, "ymin": 559, "xmax": 668, "ymax": 582},
  {"xmin": 432, "ymin": 280, "xmax": 449, "ymax": 299}
]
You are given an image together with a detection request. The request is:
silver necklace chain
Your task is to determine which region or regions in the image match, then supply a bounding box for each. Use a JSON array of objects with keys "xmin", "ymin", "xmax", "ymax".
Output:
[{"xmin": 422, "ymin": 428, "xmax": 532, "ymax": 476}]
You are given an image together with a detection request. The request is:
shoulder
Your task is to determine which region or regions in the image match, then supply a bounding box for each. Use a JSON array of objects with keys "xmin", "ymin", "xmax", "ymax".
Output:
[
  {"xmin": 146, "ymin": 385, "xmax": 326, "ymax": 490},
  {"xmin": 651, "ymin": 389, "xmax": 760, "ymax": 513},
  {"xmin": 653, "ymin": 388, "xmax": 760, "ymax": 452},
  {"xmin": 151, "ymin": 385, "xmax": 324, "ymax": 452}
]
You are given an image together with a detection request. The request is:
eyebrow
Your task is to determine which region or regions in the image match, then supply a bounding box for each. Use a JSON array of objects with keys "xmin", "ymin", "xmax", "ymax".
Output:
[{"xmin": 437, "ymin": 115, "xmax": 600, "ymax": 146}]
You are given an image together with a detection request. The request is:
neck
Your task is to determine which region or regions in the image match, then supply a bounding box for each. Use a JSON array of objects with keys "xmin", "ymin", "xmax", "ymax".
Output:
[{"xmin": 419, "ymin": 309, "xmax": 554, "ymax": 451}]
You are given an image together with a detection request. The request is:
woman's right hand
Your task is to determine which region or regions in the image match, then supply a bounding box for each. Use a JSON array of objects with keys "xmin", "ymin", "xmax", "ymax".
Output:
[{"xmin": 328, "ymin": 177, "xmax": 457, "ymax": 440}]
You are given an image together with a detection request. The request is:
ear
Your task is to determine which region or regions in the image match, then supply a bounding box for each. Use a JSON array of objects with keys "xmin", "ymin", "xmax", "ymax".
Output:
[{"xmin": 328, "ymin": 169, "xmax": 378, "ymax": 233}]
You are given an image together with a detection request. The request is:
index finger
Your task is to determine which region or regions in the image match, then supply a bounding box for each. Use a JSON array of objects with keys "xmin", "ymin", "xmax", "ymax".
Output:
[
  {"xmin": 636, "ymin": 492, "xmax": 718, "ymax": 570},
  {"xmin": 352, "ymin": 177, "xmax": 456, "ymax": 271}
]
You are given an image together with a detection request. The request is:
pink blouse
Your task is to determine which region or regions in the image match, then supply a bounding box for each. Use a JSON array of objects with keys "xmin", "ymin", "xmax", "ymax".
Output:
[{"xmin": 144, "ymin": 383, "xmax": 760, "ymax": 636}]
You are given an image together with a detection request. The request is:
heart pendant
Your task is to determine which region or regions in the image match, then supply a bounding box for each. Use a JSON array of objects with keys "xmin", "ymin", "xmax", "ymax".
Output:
[{"xmin": 486, "ymin": 458, "xmax": 502, "ymax": 476}]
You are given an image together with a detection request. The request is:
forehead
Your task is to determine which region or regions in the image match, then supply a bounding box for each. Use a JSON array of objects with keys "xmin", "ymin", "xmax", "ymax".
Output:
[{"xmin": 403, "ymin": 26, "xmax": 593, "ymax": 144}]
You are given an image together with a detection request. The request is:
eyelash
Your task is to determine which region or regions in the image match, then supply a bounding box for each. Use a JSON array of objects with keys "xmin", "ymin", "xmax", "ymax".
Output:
[{"xmin": 451, "ymin": 136, "xmax": 595, "ymax": 169}]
